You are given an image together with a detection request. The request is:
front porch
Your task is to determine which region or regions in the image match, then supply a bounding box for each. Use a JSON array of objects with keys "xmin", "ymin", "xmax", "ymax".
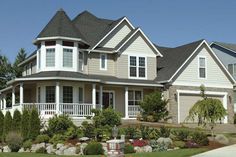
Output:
[{"xmin": 0, "ymin": 80, "xmax": 152, "ymax": 119}]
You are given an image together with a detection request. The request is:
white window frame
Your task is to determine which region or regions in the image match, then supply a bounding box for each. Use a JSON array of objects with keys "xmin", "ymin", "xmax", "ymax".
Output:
[
  {"xmin": 198, "ymin": 56, "xmax": 207, "ymax": 79},
  {"xmin": 78, "ymin": 51, "xmax": 84, "ymax": 72},
  {"xmin": 63, "ymin": 48, "xmax": 73, "ymax": 68},
  {"xmin": 100, "ymin": 53, "xmax": 107, "ymax": 70},
  {"xmin": 128, "ymin": 55, "xmax": 147, "ymax": 79},
  {"xmin": 228, "ymin": 63, "xmax": 236, "ymax": 76},
  {"xmin": 45, "ymin": 47, "xmax": 56, "ymax": 67},
  {"xmin": 128, "ymin": 90, "xmax": 143, "ymax": 106}
]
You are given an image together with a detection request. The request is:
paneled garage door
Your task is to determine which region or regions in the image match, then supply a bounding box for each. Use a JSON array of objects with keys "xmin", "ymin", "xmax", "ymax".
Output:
[{"xmin": 179, "ymin": 93, "xmax": 223, "ymax": 123}]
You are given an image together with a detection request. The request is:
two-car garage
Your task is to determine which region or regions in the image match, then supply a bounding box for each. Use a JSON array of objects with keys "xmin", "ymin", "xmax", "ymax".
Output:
[{"xmin": 177, "ymin": 90, "xmax": 227, "ymax": 124}]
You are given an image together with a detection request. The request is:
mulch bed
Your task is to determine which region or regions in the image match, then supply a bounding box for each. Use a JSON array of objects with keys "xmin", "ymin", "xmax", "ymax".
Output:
[{"xmin": 203, "ymin": 141, "xmax": 225, "ymax": 150}]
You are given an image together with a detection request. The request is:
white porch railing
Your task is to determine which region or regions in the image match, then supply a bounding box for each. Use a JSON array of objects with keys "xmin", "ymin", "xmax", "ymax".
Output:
[
  {"xmin": 128, "ymin": 105, "xmax": 141, "ymax": 118},
  {"xmin": 59, "ymin": 103, "xmax": 93, "ymax": 117}
]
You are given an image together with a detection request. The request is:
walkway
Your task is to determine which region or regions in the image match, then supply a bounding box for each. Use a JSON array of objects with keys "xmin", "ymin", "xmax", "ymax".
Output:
[{"xmin": 193, "ymin": 144, "xmax": 236, "ymax": 157}]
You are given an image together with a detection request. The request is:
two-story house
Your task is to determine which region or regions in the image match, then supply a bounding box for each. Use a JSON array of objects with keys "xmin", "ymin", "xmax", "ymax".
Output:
[{"xmin": 0, "ymin": 9, "xmax": 235, "ymax": 124}]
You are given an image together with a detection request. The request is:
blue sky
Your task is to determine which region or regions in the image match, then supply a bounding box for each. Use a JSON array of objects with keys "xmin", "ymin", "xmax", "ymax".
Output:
[{"xmin": 0, "ymin": 0, "xmax": 236, "ymax": 62}]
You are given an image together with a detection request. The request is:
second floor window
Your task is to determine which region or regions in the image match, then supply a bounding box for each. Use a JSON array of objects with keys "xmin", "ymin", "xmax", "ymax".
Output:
[
  {"xmin": 199, "ymin": 57, "xmax": 206, "ymax": 78},
  {"xmin": 228, "ymin": 63, "xmax": 236, "ymax": 76},
  {"xmin": 78, "ymin": 51, "xmax": 84, "ymax": 71},
  {"xmin": 63, "ymin": 48, "xmax": 73, "ymax": 67},
  {"xmin": 46, "ymin": 48, "xmax": 55, "ymax": 67},
  {"xmin": 129, "ymin": 56, "xmax": 146, "ymax": 78},
  {"xmin": 100, "ymin": 54, "xmax": 107, "ymax": 70}
]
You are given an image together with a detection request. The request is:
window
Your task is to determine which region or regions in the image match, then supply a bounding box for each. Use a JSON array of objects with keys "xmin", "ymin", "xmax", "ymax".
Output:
[
  {"xmin": 24, "ymin": 65, "xmax": 28, "ymax": 75},
  {"xmin": 63, "ymin": 48, "xmax": 73, "ymax": 67},
  {"xmin": 46, "ymin": 86, "xmax": 55, "ymax": 103},
  {"xmin": 37, "ymin": 87, "xmax": 41, "ymax": 103},
  {"xmin": 46, "ymin": 48, "xmax": 55, "ymax": 67},
  {"xmin": 38, "ymin": 50, "xmax": 41, "ymax": 69},
  {"xmin": 100, "ymin": 54, "xmax": 107, "ymax": 70},
  {"xmin": 78, "ymin": 51, "xmax": 84, "ymax": 71},
  {"xmin": 129, "ymin": 56, "xmax": 146, "ymax": 78},
  {"xmin": 29, "ymin": 62, "xmax": 32, "ymax": 75},
  {"xmin": 78, "ymin": 87, "xmax": 83, "ymax": 103},
  {"xmin": 228, "ymin": 63, "xmax": 236, "ymax": 76},
  {"xmin": 128, "ymin": 90, "xmax": 142, "ymax": 106},
  {"xmin": 199, "ymin": 57, "xmax": 206, "ymax": 78},
  {"xmin": 63, "ymin": 86, "xmax": 73, "ymax": 103}
]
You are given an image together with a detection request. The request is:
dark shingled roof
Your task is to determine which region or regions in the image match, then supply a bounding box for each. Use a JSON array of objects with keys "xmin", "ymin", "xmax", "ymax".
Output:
[
  {"xmin": 212, "ymin": 41, "xmax": 236, "ymax": 53},
  {"xmin": 72, "ymin": 11, "xmax": 124, "ymax": 48},
  {"xmin": 37, "ymin": 9, "xmax": 86, "ymax": 42},
  {"xmin": 21, "ymin": 71, "xmax": 159, "ymax": 85},
  {"xmin": 156, "ymin": 39, "xmax": 204, "ymax": 82}
]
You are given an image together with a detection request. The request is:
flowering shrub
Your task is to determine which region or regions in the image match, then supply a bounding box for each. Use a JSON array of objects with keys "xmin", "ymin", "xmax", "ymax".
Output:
[
  {"xmin": 133, "ymin": 139, "xmax": 148, "ymax": 147},
  {"xmin": 185, "ymin": 140, "xmax": 199, "ymax": 148}
]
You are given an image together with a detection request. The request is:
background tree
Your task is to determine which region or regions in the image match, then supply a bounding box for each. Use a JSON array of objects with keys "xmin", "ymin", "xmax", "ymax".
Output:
[
  {"xmin": 186, "ymin": 85, "xmax": 227, "ymax": 136},
  {"xmin": 12, "ymin": 48, "xmax": 27, "ymax": 78},
  {"xmin": 21, "ymin": 109, "xmax": 30, "ymax": 140},
  {"xmin": 12, "ymin": 109, "xmax": 22, "ymax": 132},
  {"xmin": 0, "ymin": 55, "xmax": 12, "ymax": 89}
]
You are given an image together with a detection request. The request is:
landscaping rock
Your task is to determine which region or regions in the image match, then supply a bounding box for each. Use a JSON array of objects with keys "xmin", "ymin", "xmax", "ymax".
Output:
[
  {"xmin": 3, "ymin": 146, "xmax": 11, "ymax": 152},
  {"xmin": 18, "ymin": 148, "xmax": 25, "ymax": 153},
  {"xmin": 46, "ymin": 145, "xmax": 56, "ymax": 154},
  {"xmin": 143, "ymin": 145, "xmax": 152, "ymax": 152},
  {"xmin": 79, "ymin": 143, "xmax": 88, "ymax": 155},
  {"xmin": 134, "ymin": 146, "xmax": 142, "ymax": 153},
  {"xmin": 215, "ymin": 134, "xmax": 229, "ymax": 145},
  {"xmin": 75, "ymin": 142, "xmax": 81, "ymax": 146},
  {"xmin": 56, "ymin": 143, "xmax": 64, "ymax": 150},
  {"xmin": 157, "ymin": 137, "xmax": 173, "ymax": 146},
  {"xmin": 63, "ymin": 147, "xmax": 77, "ymax": 155},
  {"xmin": 59, "ymin": 145, "xmax": 68, "ymax": 151},
  {"xmin": 55, "ymin": 149, "xmax": 64, "ymax": 155},
  {"xmin": 79, "ymin": 137, "xmax": 90, "ymax": 142},
  {"xmin": 31, "ymin": 143, "xmax": 46, "ymax": 152}
]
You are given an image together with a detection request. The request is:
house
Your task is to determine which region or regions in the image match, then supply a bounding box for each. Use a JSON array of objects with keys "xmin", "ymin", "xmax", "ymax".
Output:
[
  {"xmin": 0, "ymin": 9, "xmax": 235, "ymax": 124},
  {"xmin": 156, "ymin": 40, "xmax": 235, "ymax": 124},
  {"xmin": 0, "ymin": 9, "xmax": 162, "ymax": 119},
  {"xmin": 210, "ymin": 42, "xmax": 236, "ymax": 112}
]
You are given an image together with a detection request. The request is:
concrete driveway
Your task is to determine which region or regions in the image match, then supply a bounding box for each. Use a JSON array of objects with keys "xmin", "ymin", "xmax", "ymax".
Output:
[{"xmin": 193, "ymin": 144, "xmax": 236, "ymax": 157}]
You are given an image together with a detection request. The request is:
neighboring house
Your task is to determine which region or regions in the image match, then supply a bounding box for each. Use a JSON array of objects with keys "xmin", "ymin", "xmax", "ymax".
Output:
[
  {"xmin": 0, "ymin": 9, "xmax": 162, "ymax": 119},
  {"xmin": 0, "ymin": 9, "xmax": 235, "ymax": 124},
  {"xmin": 210, "ymin": 42, "xmax": 236, "ymax": 112},
  {"xmin": 156, "ymin": 40, "xmax": 235, "ymax": 124}
]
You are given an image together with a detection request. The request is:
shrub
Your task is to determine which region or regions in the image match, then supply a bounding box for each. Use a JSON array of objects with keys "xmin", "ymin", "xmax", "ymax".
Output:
[
  {"xmin": 84, "ymin": 141, "xmax": 104, "ymax": 155},
  {"xmin": 35, "ymin": 134, "xmax": 50, "ymax": 143},
  {"xmin": 81, "ymin": 121, "xmax": 95, "ymax": 138},
  {"xmin": 48, "ymin": 114, "xmax": 74, "ymax": 136},
  {"xmin": 173, "ymin": 141, "xmax": 185, "ymax": 148},
  {"xmin": 185, "ymin": 140, "xmax": 199, "ymax": 148},
  {"xmin": 171, "ymin": 129, "xmax": 190, "ymax": 141},
  {"xmin": 77, "ymin": 127, "xmax": 84, "ymax": 138},
  {"xmin": 21, "ymin": 109, "xmax": 30, "ymax": 140},
  {"xmin": 191, "ymin": 131, "xmax": 209, "ymax": 146},
  {"xmin": 35, "ymin": 147, "xmax": 47, "ymax": 154},
  {"xmin": 125, "ymin": 126, "xmax": 138, "ymax": 139},
  {"xmin": 140, "ymin": 91, "xmax": 169, "ymax": 122},
  {"xmin": 49, "ymin": 134, "xmax": 66, "ymax": 145},
  {"xmin": 12, "ymin": 109, "xmax": 22, "ymax": 132},
  {"xmin": 158, "ymin": 126, "xmax": 171, "ymax": 138},
  {"xmin": 4, "ymin": 111, "xmax": 12, "ymax": 137},
  {"xmin": 133, "ymin": 139, "xmax": 148, "ymax": 147},
  {"xmin": 0, "ymin": 110, "xmax": 4, "ymax": 141},
  {"xmin": 23, "ymin": 139, "xmax": 32, "ymax": 150},
  {"xmin": 124, "ymin": 144, "xmax": 135, "ymax": 154},
  {"xmin": 65, "ymin": 127, "xmax": 77, "ymax": 140},
  {"xmin": 6, "ymin": 132, "xmax": 23, "ymax": 152},
  {"xmin": 28, "ymin": 108, "xmax": 40, "ymax": 140}
]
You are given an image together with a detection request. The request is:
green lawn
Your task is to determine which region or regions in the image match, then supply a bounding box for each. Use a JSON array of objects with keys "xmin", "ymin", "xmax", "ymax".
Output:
[{"xmin": 0, "ymin": 148, "xmax": 207, "ymax": 157}]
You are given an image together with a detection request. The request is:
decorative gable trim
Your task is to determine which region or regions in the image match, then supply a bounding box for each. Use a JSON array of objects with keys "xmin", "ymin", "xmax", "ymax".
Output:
[
  {"xmin": 89, "ymin": 17, "xmax": 135, "ymax": 53},
  {"xmin": 210, "ymin": 42, "xmax": 236, "ymax": 54},
  {"xmin": 168, "ymin": 40, "xmax": 235, "ymax": 84}
]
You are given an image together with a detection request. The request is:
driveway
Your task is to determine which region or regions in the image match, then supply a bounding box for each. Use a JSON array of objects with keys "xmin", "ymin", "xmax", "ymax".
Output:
[{"xmin": 193, "ymin": 144, "xmax": 236, "ymax": 157}]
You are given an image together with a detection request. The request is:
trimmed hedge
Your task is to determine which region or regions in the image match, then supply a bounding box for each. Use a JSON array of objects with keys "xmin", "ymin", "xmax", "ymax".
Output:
[
  {"xmin": 12, "ymin": 109, "xmax": 21, "ymax": 132},
  {"xmin": 21, "ymin": 109, "xmax": 30, "ymax": 140},
  {"xmin": 28, "ymin": 108, "xmax": 40, "ymax": 140},
  {"xmin": 4, "ymin": 111, "xmax": 12, "ymax": 137}
]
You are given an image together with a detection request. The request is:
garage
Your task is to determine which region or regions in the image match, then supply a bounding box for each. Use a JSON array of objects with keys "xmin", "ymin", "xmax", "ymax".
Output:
[{"xmin": 178, "ymin": 90, "xmax": 227, "ymax": 123}]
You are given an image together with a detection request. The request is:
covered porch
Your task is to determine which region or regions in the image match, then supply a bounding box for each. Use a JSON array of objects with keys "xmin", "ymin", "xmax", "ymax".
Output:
[{"xmin": 0, "ymin": 78, "xmax": 161, "ymax": 119}]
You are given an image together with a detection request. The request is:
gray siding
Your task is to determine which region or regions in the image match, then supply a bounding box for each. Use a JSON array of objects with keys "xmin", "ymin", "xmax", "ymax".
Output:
[{"xmin": 116, "ymin": 54, "xmax": 128, "ymax": 78}]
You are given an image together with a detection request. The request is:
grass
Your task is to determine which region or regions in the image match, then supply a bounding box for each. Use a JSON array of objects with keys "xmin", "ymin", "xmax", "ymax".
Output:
[{"xmin": 0, "ymin": 148, "xmax": 207, "ymax": 157}]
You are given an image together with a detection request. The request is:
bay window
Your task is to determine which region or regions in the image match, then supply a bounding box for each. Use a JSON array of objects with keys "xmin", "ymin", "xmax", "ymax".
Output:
[
  {"xmin": 63, "ymin": 48, "xmax": 73, "ymax": 67},
  {"xmin": 78, "ymin": 51, "xmax": 84, "ymax": 71},
  {"xmin": 46, "ymin": 48, "xmax": 55, "ymax": 67}
]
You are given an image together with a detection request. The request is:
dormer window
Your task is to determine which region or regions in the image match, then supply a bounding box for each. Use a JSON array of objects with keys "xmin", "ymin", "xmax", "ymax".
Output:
[
  {"xmin": 199, "ymin": 56, "xmax": 206, "ymax": 78},
  {"xmin": 46, "ymin": 48, "xmax": 55, "ymax": 67},
  {"xmin": 129, "ymin": 56, "xmax": 146, "ymax": 78},
  {"xmin": 63, "ymin": 48, "xmax": 73, "ymax": 67}
]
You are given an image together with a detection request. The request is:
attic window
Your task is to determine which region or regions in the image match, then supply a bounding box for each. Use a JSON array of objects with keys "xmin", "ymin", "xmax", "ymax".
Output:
[
  {"xmin": 63, "ymin": 41, "xmax": 74, "ymax": 47},
  {"xmin": 45, "ymin": 41, "xmax": 56, "ymax": 46},
  {"xmin": 199, "ymin": 57, "xmax": 206, "ymax": 78}
]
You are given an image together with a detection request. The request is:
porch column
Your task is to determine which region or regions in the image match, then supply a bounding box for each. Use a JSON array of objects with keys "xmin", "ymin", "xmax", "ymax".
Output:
[
  {"xmin": 125, "ymin": 87, "xmax": 129, "ymax": 119},
  {"xmin": 3, "ymin": 95, "xmax": 6, "ymax": 109},
  {"xmin": 0, "ymin": 98, "xmax": 2, "ymax": 110},
  {"xmin": 12, "ymin": 87, "xmax": 15, "ymax": 106},
  {"xmin": 19, "ymin": 83, "xmax": 24, "ymax": 105},
  {"xmin": 56, "ymin": 82, "xmax": 60, "ymax": 114},
  {"xmin": 92, "ymin": 84, "xmax": 96, "ymax": 109},
  {"xmin": 99, "ymin": 85, "xmax": 103, "ymax": 110}
]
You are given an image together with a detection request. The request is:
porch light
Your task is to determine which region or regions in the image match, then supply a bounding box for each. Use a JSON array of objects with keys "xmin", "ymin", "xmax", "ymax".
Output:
[{"xmin": 112, "ymin": 125, "xmax": 118, "ymax": 139}]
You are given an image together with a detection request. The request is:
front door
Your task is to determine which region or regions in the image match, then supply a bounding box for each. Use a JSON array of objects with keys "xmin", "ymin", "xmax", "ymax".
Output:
[{"xmin": 103, "ymin": 92, "xmax": 114, "ymax": 109}]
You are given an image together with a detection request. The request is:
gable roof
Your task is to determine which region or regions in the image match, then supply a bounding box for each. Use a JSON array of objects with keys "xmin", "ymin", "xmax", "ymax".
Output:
[
  {"xmin": 37, "ymin": 9, "xmax": 87, "ymax": 42},
  {"xmin": 211, "ymin": 41, "xmax": 236, "ymax": 53},
  {"xmin": 156, "ymin": 40, "xmax": 203, "ymax": 82}
]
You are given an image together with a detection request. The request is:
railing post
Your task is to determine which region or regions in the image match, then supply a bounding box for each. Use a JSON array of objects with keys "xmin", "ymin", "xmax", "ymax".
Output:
[
  {"xmin": 56, "ymin": 82, "xmax": 60, "ymax": 115},
  {"xmin": 125, "ymin": 87, "xmax": 129, "ymax": 119}
]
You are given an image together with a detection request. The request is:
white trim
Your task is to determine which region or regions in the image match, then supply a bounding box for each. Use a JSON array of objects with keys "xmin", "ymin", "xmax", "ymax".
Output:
[
  {"xmin": 102, "ymin": 81, "xmax": 163, "ymax": 87},
  {"xmin": 198, "ymin": 56, "xmax": 207, "ymax": 79},
  {"xmin": 176, "ymin": 89, "xmax": 228, "ymax": 124},
  {"xmin": 128, "ymin": 55, "xmax": 147, "ymax": 80},
  {"xmin": 172, "ymin": 82, "xmax": 233, "ymax": 89},
  {"xmin": 80, "ymin": 49, "xmax": 116, "ymax": 54},
  {"xmin": 33, "ymin": 36, "xmax": 88, "ymax": 45},
  {"xmin": 89, "ymin": 17, "xmax": 135, "ymax": 53},
  {"xmin": 100, "ymin": 53, "xmax": 107, "ymax": 70}
]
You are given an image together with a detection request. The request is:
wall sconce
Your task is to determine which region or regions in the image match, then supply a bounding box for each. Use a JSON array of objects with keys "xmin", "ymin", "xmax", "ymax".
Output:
[{"xmin": 174, "ymin": 93, "xmax": 178, "ymax": 101}]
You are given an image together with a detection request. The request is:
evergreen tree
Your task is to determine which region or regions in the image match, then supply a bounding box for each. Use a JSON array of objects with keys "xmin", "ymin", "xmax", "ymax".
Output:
[
  {"xmin": 12, "ymin": 109, "xmax": 22, "ymax": 132},
  {"xmin": 0, "ymin": 110, "xmax": 4, "ymax": 141},
  {"xmin": 0, "ymin": 55, "xmax": 13, "ymax": 90},
  {"xmin": 21, "ymin": 109, "xmax": 30, "ymax": 140},
  {"xmin": 28, "ymin": 108, "xmax": 40, "ymax": 140},
  {"xmin": 13, "ymin": 48, "xmax": 27, "ymax": 78},
  {"xmin": 3, "ymin": 111, "xmax": 12, "ymax": 137}
]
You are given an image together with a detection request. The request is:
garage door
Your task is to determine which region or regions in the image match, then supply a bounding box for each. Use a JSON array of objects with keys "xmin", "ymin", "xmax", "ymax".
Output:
[{"xmin": 179, "ymin": 93, "xmax": 223, "ymax": 123}]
